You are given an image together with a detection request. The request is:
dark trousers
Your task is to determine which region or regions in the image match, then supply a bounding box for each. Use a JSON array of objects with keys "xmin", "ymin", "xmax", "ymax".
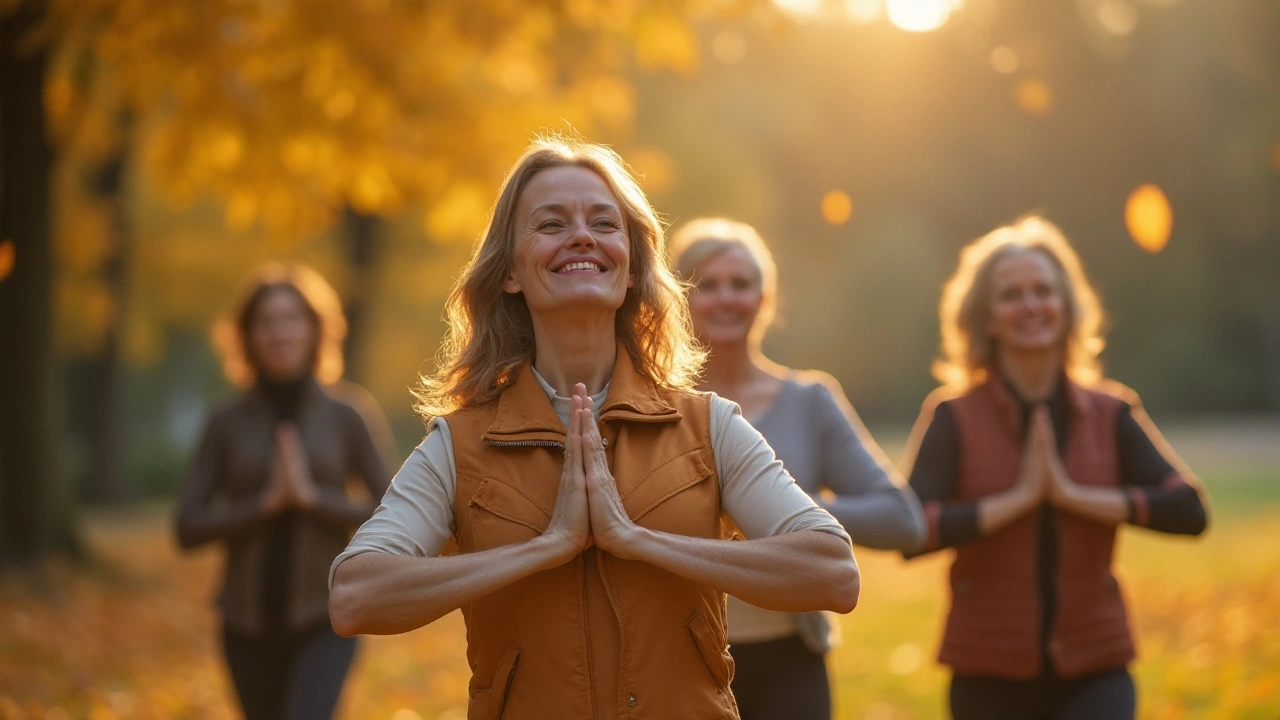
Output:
[
  {"xmin": 950, "ymin": 666, "xmax": 1135, "ymax": 720},
  {"xmin": 222, "ymin": 623, "xmax": 358, "ymax": 720},
  {"xmin": 730, "ymin": 634, "xmax": 831, "ymax": 720}
]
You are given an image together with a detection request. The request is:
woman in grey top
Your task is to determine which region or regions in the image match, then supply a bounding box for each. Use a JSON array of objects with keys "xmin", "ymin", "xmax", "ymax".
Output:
[{"xmin": 671, "ymin": 218, "xmax": 927, "ymax": 720}]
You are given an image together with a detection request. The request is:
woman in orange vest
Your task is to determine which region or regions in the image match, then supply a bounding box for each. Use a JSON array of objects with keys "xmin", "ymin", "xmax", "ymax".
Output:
[
  {"xmin": 903, "ymin": 215, "xmax": 1208, "ymax": 720},
  {"xmin": 328, "ymin": 137, "xmax": 860, "ymax": 719}
]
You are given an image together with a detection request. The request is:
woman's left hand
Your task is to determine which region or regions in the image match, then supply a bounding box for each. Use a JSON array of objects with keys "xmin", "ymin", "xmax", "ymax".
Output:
[
  {"xmin": 1038, "ymin": 413, "xmax": 1078, "ymax": 507},
  {"xmin": 276, "ymin": 423, "xmax": 319, "ymax": 509},
  {"xmin": 574, "ymin": 386, "xmax": 643, "ymax": 559}
]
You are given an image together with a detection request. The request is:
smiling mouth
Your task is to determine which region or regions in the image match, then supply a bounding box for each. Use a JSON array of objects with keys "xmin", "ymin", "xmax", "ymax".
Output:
[{"xmin": 556, "ymin": 261, "xmax": 605, "ymax": 273}]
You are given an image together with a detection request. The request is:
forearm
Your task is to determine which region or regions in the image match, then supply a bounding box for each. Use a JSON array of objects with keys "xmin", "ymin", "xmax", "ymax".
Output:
[
  {"xmin": 823, "ymin": 489, "xmax": 926, "ymax": 551},
  {"xmin": 977, "ymin": 485, "xmax": 1041, "ymax": 536},
  {"xmin": 1057, "ymin": 482, "xmax": 1129, "ymax": 525},
  {"xmin": 623, "ymin": 529, "xmax": 859, "ymax": 614},
  {"xmin": 175, "ymin": 496, "xmax": 267, "ymax": 549},
  {"xmin": 329, "ymin": 534, "xmax": 572, "ymax": 636}
]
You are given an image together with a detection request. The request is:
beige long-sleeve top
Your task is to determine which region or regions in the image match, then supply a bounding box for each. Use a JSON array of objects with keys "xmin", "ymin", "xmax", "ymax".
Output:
[{"xmin": 331, "ymin": 372, "xmax": 850, "ymax": 586}]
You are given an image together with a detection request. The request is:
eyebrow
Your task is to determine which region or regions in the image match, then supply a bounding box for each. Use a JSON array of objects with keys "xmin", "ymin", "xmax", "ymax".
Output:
[{"xmin": 531, "ymin": 202, "xmax": 621, "ymax": 215}]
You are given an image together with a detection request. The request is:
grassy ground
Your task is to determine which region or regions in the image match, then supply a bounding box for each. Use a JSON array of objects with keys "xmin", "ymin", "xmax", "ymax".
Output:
[{"xmin": 2, "ymin": 428, "xmax": 1277, "ymax": 719}]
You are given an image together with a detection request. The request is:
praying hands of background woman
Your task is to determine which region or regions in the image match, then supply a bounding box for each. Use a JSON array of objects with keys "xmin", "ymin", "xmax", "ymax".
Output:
[{"xmin": 260, "ymin": 423, "xmax": 319, "ymax": 513}]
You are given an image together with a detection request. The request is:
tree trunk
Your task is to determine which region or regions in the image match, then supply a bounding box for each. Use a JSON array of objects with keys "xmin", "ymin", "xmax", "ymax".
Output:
[
  {"xmin": 340, "ymin": 206, "xmax": 380, "ymax": 383},
  {"xmin": 0, "ymin": 1, "xmax": 82, "ymax": 565}
]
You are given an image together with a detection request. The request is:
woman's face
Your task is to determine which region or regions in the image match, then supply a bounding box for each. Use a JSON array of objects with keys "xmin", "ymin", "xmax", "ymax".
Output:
[
  {"xmin": 986, "ymin": 250, "xmax": 1067, "ymax": 354},
  {"xmin": 687, "ymin": 245, "xmax": 764, "ymax": 347},
  {"xmin": 249, "ymin": 288, "xmax": 316, "ymax": 381},
  {"xmin": 503, "ymin": 165, "xmax": 634, "ymax": 315}
]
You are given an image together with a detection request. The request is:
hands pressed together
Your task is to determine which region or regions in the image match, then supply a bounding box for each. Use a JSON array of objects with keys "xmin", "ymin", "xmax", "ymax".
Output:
[
  {"xmin": 1015, "ymin": 406, "xmax": 1081, "ymax": 510},
  {"xmin": 543, "ymin": 383, "xmax": 644, "ymax": 562},
  {"xmin": 260, "ymin": 423, "xmax": 320, "ymax": 514}
]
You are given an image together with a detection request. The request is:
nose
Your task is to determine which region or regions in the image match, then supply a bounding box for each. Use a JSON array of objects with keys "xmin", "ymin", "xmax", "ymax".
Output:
[{"xmin": 567, "ymin": 218, "xmax": 597, "ymax": 249}]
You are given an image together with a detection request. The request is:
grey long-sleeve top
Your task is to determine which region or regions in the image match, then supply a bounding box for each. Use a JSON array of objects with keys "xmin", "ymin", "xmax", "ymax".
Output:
[{"xmin": 727, "ymin": 373, "xmax": 926, "ymax": 643}]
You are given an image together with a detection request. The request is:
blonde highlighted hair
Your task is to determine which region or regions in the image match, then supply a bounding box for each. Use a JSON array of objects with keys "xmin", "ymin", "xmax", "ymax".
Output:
[
  {"xmin": 934, "ymin": 215, "xmax": 1106, "ymax": 391},
  {"xmin": 414, "ymin": 136, "xmax": 705, "ymax": 419},
  {"xmin": 212, "ymin": 263, "xmax": 347, "ymax": 386},
  {"xmin": 669, "ymin": 217, "xmax": 778, "ymax": 347}
]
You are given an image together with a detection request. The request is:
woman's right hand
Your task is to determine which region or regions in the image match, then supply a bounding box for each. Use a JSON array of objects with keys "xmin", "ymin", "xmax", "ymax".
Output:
[
  {"xmin": 1014, "ymin": 406, "xmax": 1052, "ymax": 504},
  {"xmin": 542, "ymin": 388, "xmax": 592, "ymax": 564}
]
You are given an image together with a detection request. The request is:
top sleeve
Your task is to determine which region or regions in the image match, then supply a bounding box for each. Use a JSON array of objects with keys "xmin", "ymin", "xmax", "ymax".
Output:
[
  {"xmin": 174, "ymin": 411, "xmax": 269, "ymax": 550},
  {"xmin": 808, "ymin": 380, "xmax": 926, "ymax": 551},
  {"xmin": 904, "ymin": 401, "xmax": 983, "ymax": 557},
  {"xmin": 1115, "ymin": 401, "xmax": 1208, "ymax": 535},
  {"xmin": 710, "ymin": 394, "xmax": 851, "ymax": 544},
  {"xmin": 328, "ymin": 418, "xmax": 459, "ymax": 589}
]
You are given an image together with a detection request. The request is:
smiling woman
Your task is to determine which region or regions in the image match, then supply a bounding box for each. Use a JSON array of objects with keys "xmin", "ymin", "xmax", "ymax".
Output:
[{"xmin": 327, "ymin": 137, "xmax": 861, "ymax": 720}]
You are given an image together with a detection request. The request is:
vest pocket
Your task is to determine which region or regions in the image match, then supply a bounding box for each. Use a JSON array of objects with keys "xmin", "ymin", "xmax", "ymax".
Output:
[
  {"xmin": 686, "ymin": 610, "xmax": 734, "ymax": 689},
  {"xmin": 468, "ymin": 641, "xmax": 521, "ymax": 720},
  {"xmin": 467, "ymin": 477, "xmax": 551, "ymax": 551}
]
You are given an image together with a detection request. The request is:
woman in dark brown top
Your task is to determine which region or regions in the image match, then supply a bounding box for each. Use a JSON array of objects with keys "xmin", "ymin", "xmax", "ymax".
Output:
[
  {"xmin": 903, "ymin": 216, "xmax": 1207, "ymax": 720},
  {"xmin": 176, "ymin": 264, "xmax": 391, "ymax": 720}
]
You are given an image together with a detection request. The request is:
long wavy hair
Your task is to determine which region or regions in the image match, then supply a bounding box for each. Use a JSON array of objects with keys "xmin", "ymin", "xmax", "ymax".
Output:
[
  {"xmin": 933, "ymin": 214, "xmax": 1106, "ymax": 391},
  {"xmin": 414, "ymin": 137, "xmax": 705, "ymax": 419},
  {"xmin": 212, "ymin": 263, "xmax": 347, "ymax": 386},
  {"xmin": 669, "ymin": 217, "xmax": 779, "ymax": 348}
]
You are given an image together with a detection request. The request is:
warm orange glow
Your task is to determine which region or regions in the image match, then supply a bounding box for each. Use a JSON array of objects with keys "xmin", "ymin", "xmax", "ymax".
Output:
[
  {"xmin": 1096, "ymin": 0, "xmax": 1140, "ymax": 36},
  {"xmin": 0, "ymin": 240, "xmax": 14, "ymax": 283},
  {"xmin": 1015, "ymin": 79, "xmax": 1054, "ymax": 115},
  {"xmin": 989, "ymin": 46, "xmax": 1019, "ymax": 74},
  {"xmin": 821, "ymin": 191, "xmax": 854, "ymax": 225},
  {"xmin": 1125, "ymin": 184, "xmax": 1173, "ymax": 253},
  {"xmin": 712, "ymin": 31, "xmax": 747, "ymax": 65},
  {"xmin": 886, "ymin": 0, "xmax": 961, "ymax": 32},
  {"xmin": 773, "ymin": 0, "xmax": 823, "ymax": 17},
  {"xmin": 844, "ymin": 0, "xmax": 882, "ymax": 23},
  {"xmin": 627, "ymin": 146, "xmax": 678, "ymax": 195}
]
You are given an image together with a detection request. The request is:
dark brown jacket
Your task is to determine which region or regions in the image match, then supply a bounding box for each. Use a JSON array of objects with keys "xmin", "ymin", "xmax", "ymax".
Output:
[
  {"xmin": 447, "ymin": 351, "xmax": 738, "ymax": 720},
  {"xmin": 176, "ymin": 378, "xmax": 391, "ymax": 634}
]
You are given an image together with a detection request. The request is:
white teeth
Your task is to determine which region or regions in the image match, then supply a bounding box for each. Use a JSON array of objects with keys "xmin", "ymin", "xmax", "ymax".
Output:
[{"xmin": 558, "ymin": 261, "xmax": 602, "ymax": 273}]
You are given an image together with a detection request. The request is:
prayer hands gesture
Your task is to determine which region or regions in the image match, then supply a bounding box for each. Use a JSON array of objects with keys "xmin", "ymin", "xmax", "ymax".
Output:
[
  {"xmin": 1016, "ymin": 406, "xmax": 1078, "ymax": 508},
  {"xmin": 543, "ymin": 384, "xmax": 641, "ymax": 562},
  {"xmin": 260, "ymin": 423, "xmax": 319, "ymax": 513}
]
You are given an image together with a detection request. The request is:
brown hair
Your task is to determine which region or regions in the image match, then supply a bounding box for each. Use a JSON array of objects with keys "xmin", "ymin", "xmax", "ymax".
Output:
[
  {"xmin": 934, "ymin": 215, "xmax": 1106, "ymax": 391},
  {"xmin": 413, "ymin": 136, "xmax": 705, "ymax": 419},
  {"xmin": 213, "ymin": 263, "xmax": 347, "ymax": 386},
  {"xmin": 669, "ymin": 217, "xmax": 778, "ymax": 347}
]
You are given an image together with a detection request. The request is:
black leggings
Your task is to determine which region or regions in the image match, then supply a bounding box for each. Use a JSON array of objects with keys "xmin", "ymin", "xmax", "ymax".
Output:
[
  {"xmin": 950, "ymin": 666, "xmax": 1135, "ymax": 720},
  {"xmin": 222, "ymin": 623, "xmax": 358, "ymax": 720},
  {"xmin": 730, "ymin": 634, "xmax": 831, "ymax": 720}
]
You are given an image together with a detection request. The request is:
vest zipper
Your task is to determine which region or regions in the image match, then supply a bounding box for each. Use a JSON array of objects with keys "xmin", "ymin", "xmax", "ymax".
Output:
[{"xmin": 483, "ymin": 439, "xmax": 564, "ymax": 449}]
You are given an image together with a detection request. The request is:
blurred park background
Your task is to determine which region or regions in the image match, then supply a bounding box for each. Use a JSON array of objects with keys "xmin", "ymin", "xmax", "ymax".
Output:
[{"xmin": 1, "ymin": 0, "xmax": 1277, "ymax": 718}]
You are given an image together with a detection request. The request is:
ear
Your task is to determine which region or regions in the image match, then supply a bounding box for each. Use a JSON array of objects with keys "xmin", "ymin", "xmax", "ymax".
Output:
[{"xmin": 502, "ymin": 272, "xmax": 522, "ymax": 295}]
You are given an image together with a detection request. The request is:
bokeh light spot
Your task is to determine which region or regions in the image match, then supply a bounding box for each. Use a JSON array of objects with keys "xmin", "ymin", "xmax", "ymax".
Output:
[
  {"xmin": 821, "ymin": 191, "xmax": 854, "ymax": 225},
  {"xmin": 845, "ymin": 0, "xmax": 883, "ymax": 23},
  {"xmin": 1125, "ymin": 184, "xmax": 1173, "ymax": 253},
  {"xmin": 774, "ymin": 0, "xmax": 824, "ymax": 17},
  {"xmin": 1096, "ymin": 0, "xmax": 1140, "ymax": 36},
  {"xmin": 627, "ymin": 146, "xmax": 678, "ymax": 195},
  {"xmin": 886, "ymin": 0, "xmax": 961, "ymax": 32},
  {"xmin": 1015, "ymin": 79, "xmax": 1053, "ymax": 115},
  {"xmin": 712, "ymin": 31, "xmax": 747, "ymax": 65},
  {"xmin": 888, "ymin": 643, "xmax": 924, "ymax": 675},
  {"xmin": 0, "ymin": 240, "xmax": 14, "ymax": 283},
  {"xmin": 989, "ymin": 45, "xmax": 1019, "ymax": 74}
]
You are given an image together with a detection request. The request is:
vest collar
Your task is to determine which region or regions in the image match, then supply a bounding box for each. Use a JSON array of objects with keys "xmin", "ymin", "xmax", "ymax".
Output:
[
  {"xmin": 983, "ymin": 372, "xmax": 1094, "ymax": 437},
  {"xmin": 483, "ymin": 345, "xmax": 681, "ymax": 445}
]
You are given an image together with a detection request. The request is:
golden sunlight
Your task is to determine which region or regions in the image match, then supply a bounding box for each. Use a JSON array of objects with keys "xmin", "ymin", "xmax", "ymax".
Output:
[
  {"xmin": 844, "ymin": 0, "xmax": 883, "ymax": 23},
  {"xmin": 1125, "ymin": 184, "xmax": 1173, "ymax": 253},
  {"xmin": 1015, "ymin": 79, "xmax": 1054, "ymax": 116},
  {"xmin": 712, "ymin": 31, "xmax": 747, "ymax": 65},
  {"xmin": 885, "ymin": 0, "xmax": 961, "ymax": 33},
  {"xmin": 821, "ymin": 191, "xmax": 854, "ymax": 225},
  {"xmin": 989, "ymin": 46, "xmax": 1019, "ymax": 74},
  {"xmin": 774, "ymin": 0, "xmax": 825, "ymax": 18}
]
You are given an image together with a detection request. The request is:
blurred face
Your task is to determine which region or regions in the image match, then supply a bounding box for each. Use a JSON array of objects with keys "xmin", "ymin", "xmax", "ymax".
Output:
[
  {"xmin": 249, "ymin": 288, "xmax": 316, "ymax": 381},
  {"xmin": 503, "ymin": 165, "xmax": 634, "ymax": 314},
  {"xmin": 986, "ymin": 250, "xmax": 1068, "ymax": 354},
  {"xmin": 687, "ymin": 245, "xmax": 764, "ymax": 347}
]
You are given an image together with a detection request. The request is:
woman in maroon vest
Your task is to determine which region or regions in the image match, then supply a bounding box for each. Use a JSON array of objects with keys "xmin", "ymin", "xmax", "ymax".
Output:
[{"xmin": 903, "ymin": 215, "xmax": 1208, "ymax": 720}]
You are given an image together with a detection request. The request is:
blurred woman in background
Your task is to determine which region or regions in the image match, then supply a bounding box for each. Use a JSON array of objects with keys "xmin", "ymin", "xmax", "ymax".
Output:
[
  {"xmin": 670, "ymin": 218, "xmax": 926, "ymax": 720},
  {"xmin": 176, "ymin": 263, "xmax": 391, "ymax": 720},
  {"xmin": 903, "ymin": 215, "xmax": 1208, "ymax": 720}
]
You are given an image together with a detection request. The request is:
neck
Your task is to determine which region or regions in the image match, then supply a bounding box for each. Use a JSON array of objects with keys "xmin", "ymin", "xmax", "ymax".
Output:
[
  {"xmin": 530, "ymin": 310, "xmax": 618, "ymax": 396},
  {"xmin": 698, "ymin": 339, "xmax": 775, "ymax": 393},
  {"xmin": 996, "ymin": 347, "xmax": 1062, "ymax": 402}
]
